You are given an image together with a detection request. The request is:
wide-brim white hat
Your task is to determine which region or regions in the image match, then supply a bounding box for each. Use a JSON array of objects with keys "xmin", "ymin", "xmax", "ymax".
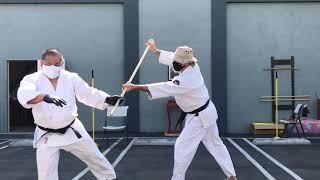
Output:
[{"xmin": 170, "ymin": 46, "xmax": 198, "ymax": 65}]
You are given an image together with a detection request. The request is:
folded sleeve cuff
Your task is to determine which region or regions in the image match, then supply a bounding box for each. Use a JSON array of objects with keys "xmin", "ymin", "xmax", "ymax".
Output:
[
  {"xmin": 17, "ymin": 90, "xmax": 40, "ymax": 109},
  {"xmin": 146, "ymin": 83, "xmax": 170, "ymax": 100},
  {"xmin": 94, "ymin": 93, "xmax": 110, "ymax": 110}
]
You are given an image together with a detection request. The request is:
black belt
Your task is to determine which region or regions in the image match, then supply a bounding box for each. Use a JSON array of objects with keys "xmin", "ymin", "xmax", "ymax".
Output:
[
  {"xmin": 37, "ymin": 120, "xmax": 82, "ymax": 139},
  {"xmin": 175, "ymin": 100, "xmax": 210, "ymax": 129}
]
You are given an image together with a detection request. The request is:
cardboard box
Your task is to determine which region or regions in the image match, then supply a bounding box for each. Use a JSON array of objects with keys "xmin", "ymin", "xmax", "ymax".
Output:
[
  {"xmin": 252, "ymin": 129, "xmax": 284, "ymax": 135},
  {"xmin": 252, "ymin": 123, "xmax": 284, "ymax": 130},
  {"xmin": 251, "ymin": 122, "xmax": 284, "ymax": 135}
]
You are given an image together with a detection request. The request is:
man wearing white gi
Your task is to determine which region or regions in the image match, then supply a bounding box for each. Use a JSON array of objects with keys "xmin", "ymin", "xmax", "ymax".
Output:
[
  {"xmin": 17, "ymin": 49, "xmax": 122, "ymax": 180},
  {"xmin": 123, "ymin": 39, "xmax": 237, "ymax": 180}
]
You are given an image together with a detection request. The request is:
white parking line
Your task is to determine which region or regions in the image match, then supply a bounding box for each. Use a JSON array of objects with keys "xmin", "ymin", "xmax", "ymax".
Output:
[
  {"xmin": 243, "ymin": 138, "xmax": 303, "ymax": 180},
  {"xmin": 112, "ymin": 138, "xmax": 137, "ymax": 168},
  {"xmin": 72, "ymin": 138, "xmax": 123, "ymax": 180},
  {"xmin": 0, "ymin": 145, "xmax": 8, "ymax": 150},
  {"xmin": 0, "ymin": 140, "xmax": 10, "ymax": 145},
  {"xmin": 227, "ymin": 138, "xmax": 276, "ymax": 180}
]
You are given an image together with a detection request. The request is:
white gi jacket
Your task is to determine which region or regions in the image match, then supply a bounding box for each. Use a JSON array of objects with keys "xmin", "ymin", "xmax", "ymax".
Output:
[
  {"xmin": 147, "ymin": 51, "xmax": 218, "ymax": 128},
  {"xmin": 17, "ymin": 70, "xmax": 109, "ymax": 148}
]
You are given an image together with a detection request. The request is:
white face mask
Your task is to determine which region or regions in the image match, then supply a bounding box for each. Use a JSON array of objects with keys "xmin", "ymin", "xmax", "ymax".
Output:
[{"xmin": 42, "ymin": 65, "xmax": 62, "ymax": 79}]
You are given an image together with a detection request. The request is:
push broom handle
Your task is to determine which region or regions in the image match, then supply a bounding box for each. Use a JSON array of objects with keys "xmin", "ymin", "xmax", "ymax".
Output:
[
  {"xmin": 110, "ymin": 45, "xmax": 150, "ymax": 115},
  {"xmin": 91, "ymin": 70, "xmax": 95, "ymax": 141},
  {"xmin": 275, "ymin": 72, "xmax": 279, "ymax": 139}
]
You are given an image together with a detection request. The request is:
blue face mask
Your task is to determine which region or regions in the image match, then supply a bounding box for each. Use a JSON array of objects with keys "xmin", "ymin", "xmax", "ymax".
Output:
[{"xmin": 173, "ymin": 61, "xmax": 184, "ymax": 72}]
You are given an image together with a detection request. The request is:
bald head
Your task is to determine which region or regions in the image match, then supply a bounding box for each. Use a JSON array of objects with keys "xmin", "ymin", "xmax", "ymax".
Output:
[
  {"xmin": 42, "ymin": 48, "xmax": 63, "ymax": 60},
  {"xmin": 41, "ymin": 48, "xmax": 64, "ymax": 67}
]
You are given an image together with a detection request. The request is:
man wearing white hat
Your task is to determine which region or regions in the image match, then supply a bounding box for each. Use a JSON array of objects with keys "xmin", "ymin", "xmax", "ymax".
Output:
[
  {"xmin": 123, "ymin": 39, "xmax": 237, "ymax": 180},
  {"xmin": 17, "ymin": 48, "xmax": 121, "ymax": 180}
]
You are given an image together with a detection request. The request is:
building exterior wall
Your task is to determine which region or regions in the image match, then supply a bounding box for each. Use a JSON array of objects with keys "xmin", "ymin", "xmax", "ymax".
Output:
[
  {"xmin": 1, "ymin": 1, "xmax": 319, "ymax": 134},
  {"xmin": 0, "ymin": 4, "xmax": 124, "ymax": 132},
  {"xmin": 138, "ymin": 0, "xmax": 212, "ymax": 132},
  {"xmin": 227, "ymin": 3, "xmax": 320, "ymax": 133}
]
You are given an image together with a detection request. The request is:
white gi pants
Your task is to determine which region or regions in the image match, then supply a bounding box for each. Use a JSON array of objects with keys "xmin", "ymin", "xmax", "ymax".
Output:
[
  {"xmin": 36, "ymin": 137, "xmax": 116, "ymax": 180},
  {"xmin": 172, "ymin": 115, "xmax": 236, "ymax": 180}
]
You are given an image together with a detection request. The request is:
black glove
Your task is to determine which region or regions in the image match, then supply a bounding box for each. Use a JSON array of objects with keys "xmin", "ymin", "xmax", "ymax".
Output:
[
  {"xmin": 105, "ymin": 95, "xmax": 123, "ymax": 106},
  {"xmin": 43, "ymin": 95, "xmax": 67, "ymax": 107}
]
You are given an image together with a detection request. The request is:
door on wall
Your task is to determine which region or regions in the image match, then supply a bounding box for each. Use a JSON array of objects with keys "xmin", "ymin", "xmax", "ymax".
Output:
[{"xmin": 8, "ymin": 60, "xmax": 37, "ymax": 132}]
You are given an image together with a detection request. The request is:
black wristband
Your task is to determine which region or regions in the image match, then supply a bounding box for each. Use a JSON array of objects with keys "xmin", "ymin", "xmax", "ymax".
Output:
[{"xmin": 43, "ymin": 94, "xmax": 50, "ymax": 103}]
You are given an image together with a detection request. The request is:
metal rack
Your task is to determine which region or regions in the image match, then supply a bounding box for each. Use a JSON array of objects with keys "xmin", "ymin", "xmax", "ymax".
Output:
[{"xmin": 262, "ymin": 56, "xmax": 309, "ymax": 121}]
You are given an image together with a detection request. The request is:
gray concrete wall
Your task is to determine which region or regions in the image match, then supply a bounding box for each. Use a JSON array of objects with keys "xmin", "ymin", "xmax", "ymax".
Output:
[
  {"xmin": 139, "ymin": 0, "xmax": 212, "ymax": 132},
  {"xmin": 3, "ymin": 2, "xmax": 320, "ymax": 134},
  {"xmin": 227, "ymin": 3, "xmax": 320, "ymax": 133},
  {"xmin": 0, "ymin": 4, "xmax": 124, "ymax": 132}
]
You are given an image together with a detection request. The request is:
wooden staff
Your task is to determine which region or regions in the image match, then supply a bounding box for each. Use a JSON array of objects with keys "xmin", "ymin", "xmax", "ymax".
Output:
[
  {"xmin": 260, "ymin": 99, "xmax": 309, "ymax": 102},
  {"xmin": 110, "ymin": 45, "xmax": 150, "ymax": 116},
  {"xmin": 260, "ymin": 95, "xmax": 310, "ymax": 99}
]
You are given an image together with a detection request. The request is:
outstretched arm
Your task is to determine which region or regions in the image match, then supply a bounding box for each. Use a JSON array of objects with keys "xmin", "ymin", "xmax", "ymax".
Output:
[
  {"xmin": 74, "ymin": 74, "xmax": 122, "ymax": 110},
  {"xmin": 123, "ymin": 83, "xmax": 150, "ymax": 94},
  {"xmin": 123, "ymin": 80, "xmax": 190, "ymax": 100},
  {"xmin": 146, "ymin": 39, "xmax": 174, "ymax": 67}
]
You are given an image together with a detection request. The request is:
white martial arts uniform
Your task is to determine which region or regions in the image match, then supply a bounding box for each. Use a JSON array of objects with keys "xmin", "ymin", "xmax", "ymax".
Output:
[
  {"xmin": 17, "ymin": 70, "xmax": 116, "ymax": 180},
  {"xmin": 146, "ymin": 51, "xmax": 236, "ymax": 180}
]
